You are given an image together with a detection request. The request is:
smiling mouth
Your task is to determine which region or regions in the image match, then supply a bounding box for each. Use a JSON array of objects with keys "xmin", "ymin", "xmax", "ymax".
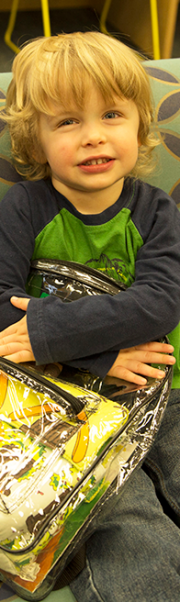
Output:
[{"xmin": 81, "ymin": 158, "xmax": 112, "ymax": 166}]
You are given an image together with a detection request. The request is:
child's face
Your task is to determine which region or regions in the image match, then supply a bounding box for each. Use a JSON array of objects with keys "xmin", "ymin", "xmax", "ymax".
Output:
[{"xmin": 38, "ymin": 83, "xmax": 140, "ymax": 213}]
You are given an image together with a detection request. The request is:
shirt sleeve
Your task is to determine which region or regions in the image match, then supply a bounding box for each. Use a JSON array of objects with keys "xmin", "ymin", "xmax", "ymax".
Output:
[{"xmin": 0, "ymin": 185, "xmax": 35, "ymax": 328}]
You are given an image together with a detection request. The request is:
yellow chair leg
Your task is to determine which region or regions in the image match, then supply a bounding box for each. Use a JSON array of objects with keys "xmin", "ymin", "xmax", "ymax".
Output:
[
  {"xmin": 4, "ymin": 0, "xmax": 51, "ymax": 55},
  {"xmin": 100, "ymin": 0, "xmax": 112, "ymax": 35},
  {"xmin": 4, "ymin": 0, "xmax": 20, "ymax": 54},
  {"xmin": 41, "ymin": 0, "xmax": 51, "ymax": 37},
  {"xmin": 150, "ymin": 0, "xmax": 160, "ymax": 59},
  {"xmin": 100, "ymin": 0, "xmax": 160, "ymax": 60}
]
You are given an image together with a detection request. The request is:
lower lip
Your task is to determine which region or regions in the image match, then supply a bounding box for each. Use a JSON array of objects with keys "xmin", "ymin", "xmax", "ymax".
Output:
[{"xmin": 78, "ymin": 160, "xmax": 115, "ymax": 174}]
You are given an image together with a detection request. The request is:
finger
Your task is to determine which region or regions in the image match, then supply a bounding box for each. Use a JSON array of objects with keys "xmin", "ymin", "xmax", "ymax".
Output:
[
  {"xmin": 0, "ymin": 334, "xmax": 26, "ymax": 349},
  {"xmin": 125, "ymin": 360, "xmax": 166, "ymax": 379},
  {"xmin": 0, "ymin": 316, "xmax": 28, "ymax": 342},
  {"xmin": 10, "ymin": 297, "xmax": 30, "ymax": 311},
  {"xmin": 0, "ymin": 323, "xmax": 21, "ymax": 340},
  {"xmin": 4, "ymin": 350, "xmax": 35, "ymax": 363},
  {"xmin": 124, "ymin": 349, "xmax": 176, "ymax": 366},
  {"xmin": 137, "ymin": 342, "xmax": 174, "ymax": 354},
  {"xmin": 109, "ymin": 363, "xmax": 165, "ymax": 385},
  {"xmin": 0, "ymin": 329, "xmax": 27, "ymax": 343},
  {"xmin": 109, "ymin": 359, "xmax": 170, "ymax": 383},
  {"xmin": 138, "ymin": 352, "xmax": 175, "ymax": 365},
  {"xmin": 0, "ymin": 342, "xmax": 27, "ymax": 356},
  {"xmin": 108, "ymin": 365, "xmax": 148, "ymax": 385},
  {"xmin": 121, "ymin": 358, "xmax": 173, "ymax": 380}
]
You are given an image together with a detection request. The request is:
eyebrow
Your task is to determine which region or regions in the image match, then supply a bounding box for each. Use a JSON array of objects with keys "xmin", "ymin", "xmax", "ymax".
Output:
[
  {"xmin": 45, "ymin": 107, "xmax": 80, "ymax": 122},
  {"xmin": 43, "ymin": 96, "xmax": 131, "ymax": 124}
]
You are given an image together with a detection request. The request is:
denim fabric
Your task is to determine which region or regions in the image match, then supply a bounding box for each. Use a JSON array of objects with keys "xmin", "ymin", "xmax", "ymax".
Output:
[{"xmin": 70, "ymin": 389, "xmax": 180, "ymax": 601}]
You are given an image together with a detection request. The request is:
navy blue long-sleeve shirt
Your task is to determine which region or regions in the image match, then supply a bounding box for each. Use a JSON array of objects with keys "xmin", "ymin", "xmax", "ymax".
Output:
[{"xmin": 0, "ymin": 177, "xmax": 180, "ymax": 378}]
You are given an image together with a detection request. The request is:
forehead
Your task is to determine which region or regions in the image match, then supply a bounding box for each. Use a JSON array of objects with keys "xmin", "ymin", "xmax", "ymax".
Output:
[
  {"xmin": 41, "ymin": 83, "xmax": 131, "ymax": 117},
  {"xmin": 23, "ymin": 33, "xmax": 150, "ymax": 119},
  {"xmin": 34, "ymin": 68, "xmax": 125, "ymax": 116}
]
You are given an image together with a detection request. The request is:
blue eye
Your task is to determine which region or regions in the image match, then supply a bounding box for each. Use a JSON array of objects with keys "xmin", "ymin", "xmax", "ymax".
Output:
[
  {"xmin": 60, "ymin": 119, "xmax": 75, "ymax": 126},
  {"xmin": 104, "ymin": 111, "xmax": 119, "ymax": 119}
]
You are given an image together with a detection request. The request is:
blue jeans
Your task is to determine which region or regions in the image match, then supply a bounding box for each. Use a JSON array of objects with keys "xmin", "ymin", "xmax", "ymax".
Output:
[{"xmin": 70, "ymin": 389, "xmax": 180, "ymax": 601}]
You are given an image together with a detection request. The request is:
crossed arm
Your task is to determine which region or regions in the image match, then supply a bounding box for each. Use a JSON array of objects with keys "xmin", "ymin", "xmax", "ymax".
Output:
[{"xmin": 0, "ymin": 296, "xmax": 175, "ymax": 386}]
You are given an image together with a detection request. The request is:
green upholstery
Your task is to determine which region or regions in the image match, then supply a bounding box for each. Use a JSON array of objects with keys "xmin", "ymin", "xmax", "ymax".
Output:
[
  {"xmin": 0, "ymin": 72, "xmax": 23, "ymax": 200},
  {"xmin": 0, "ymin": 58, "xmax": 179, "ymax": 602},
  {"xmin": 144, "ymin": 59, "xmax": 180, "ymax": 206}
]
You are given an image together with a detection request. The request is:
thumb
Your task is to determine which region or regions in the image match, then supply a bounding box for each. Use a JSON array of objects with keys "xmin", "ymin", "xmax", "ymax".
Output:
[{"xmin": 10, "ymin": 296, "xmax": 30, "ymax": 312}]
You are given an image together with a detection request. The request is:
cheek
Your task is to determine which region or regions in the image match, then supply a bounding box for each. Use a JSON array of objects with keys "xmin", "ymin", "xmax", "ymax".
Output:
[
  {"xmin": 127, "ymin": 130, "xmax": 140, "ymax": 155},
  {"xmin": 54, "ymin": 143, "xmax": 74, "ymax": 168},
  {"xmin": 118, "ymin": 134, "xmax": 139, "ymax": 160}
]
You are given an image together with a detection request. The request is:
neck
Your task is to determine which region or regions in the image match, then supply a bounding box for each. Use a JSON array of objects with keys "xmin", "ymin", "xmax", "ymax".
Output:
[{"xmin": 52, "ymin": 179, "xmax": 125, "ymax": 215}]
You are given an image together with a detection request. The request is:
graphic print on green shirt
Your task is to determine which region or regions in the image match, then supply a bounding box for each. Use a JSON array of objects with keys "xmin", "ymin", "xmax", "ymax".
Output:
[{"xmin": 31, "ymin": 207, "xmax": 144, "ymax": 288}]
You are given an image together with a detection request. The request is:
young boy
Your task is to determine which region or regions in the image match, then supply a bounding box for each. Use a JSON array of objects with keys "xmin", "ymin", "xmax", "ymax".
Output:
[{"xmin": 0, "ymin": 32, "xmax": 180, "ymax": 600}]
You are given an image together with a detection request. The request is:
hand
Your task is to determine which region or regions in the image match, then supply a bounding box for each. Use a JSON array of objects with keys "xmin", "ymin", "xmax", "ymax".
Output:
[
  {"xmin": 108, "ymin": 341, "xmax": 176, "ymax": 385},
  {"xmin": 0, "ymin": 296, "xmax": 35, "ymax": 363}
]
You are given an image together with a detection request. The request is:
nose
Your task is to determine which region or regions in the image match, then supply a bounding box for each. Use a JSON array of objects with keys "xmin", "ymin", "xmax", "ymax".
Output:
[{"xmin": 81, "ymin": 121, "xmax": 106, "ymax": 147}]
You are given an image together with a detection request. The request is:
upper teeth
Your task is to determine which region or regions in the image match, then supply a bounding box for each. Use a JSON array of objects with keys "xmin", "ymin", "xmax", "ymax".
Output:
[{"xmin": 84, "ymin": 158, "xmax": 110, "ymax": 165}]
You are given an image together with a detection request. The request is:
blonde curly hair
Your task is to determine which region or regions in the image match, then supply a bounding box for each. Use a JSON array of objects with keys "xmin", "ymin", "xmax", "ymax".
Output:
[{"xmin": 5, "ymin": 31, "xmax": 158, "ymax": 180}]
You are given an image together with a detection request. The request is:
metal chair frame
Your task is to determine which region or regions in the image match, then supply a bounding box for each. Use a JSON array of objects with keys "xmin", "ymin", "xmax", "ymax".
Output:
[
  {"xmin": 4, "ymin": 0, "xmax": 160, "ymax": 59},
  {"xmin": 100, "ymin": 0, "xmax": 160, "ymax": 59},
  {"xmin": 4, "ymin": 0, "xmax": 51, "ymax": 54}
]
